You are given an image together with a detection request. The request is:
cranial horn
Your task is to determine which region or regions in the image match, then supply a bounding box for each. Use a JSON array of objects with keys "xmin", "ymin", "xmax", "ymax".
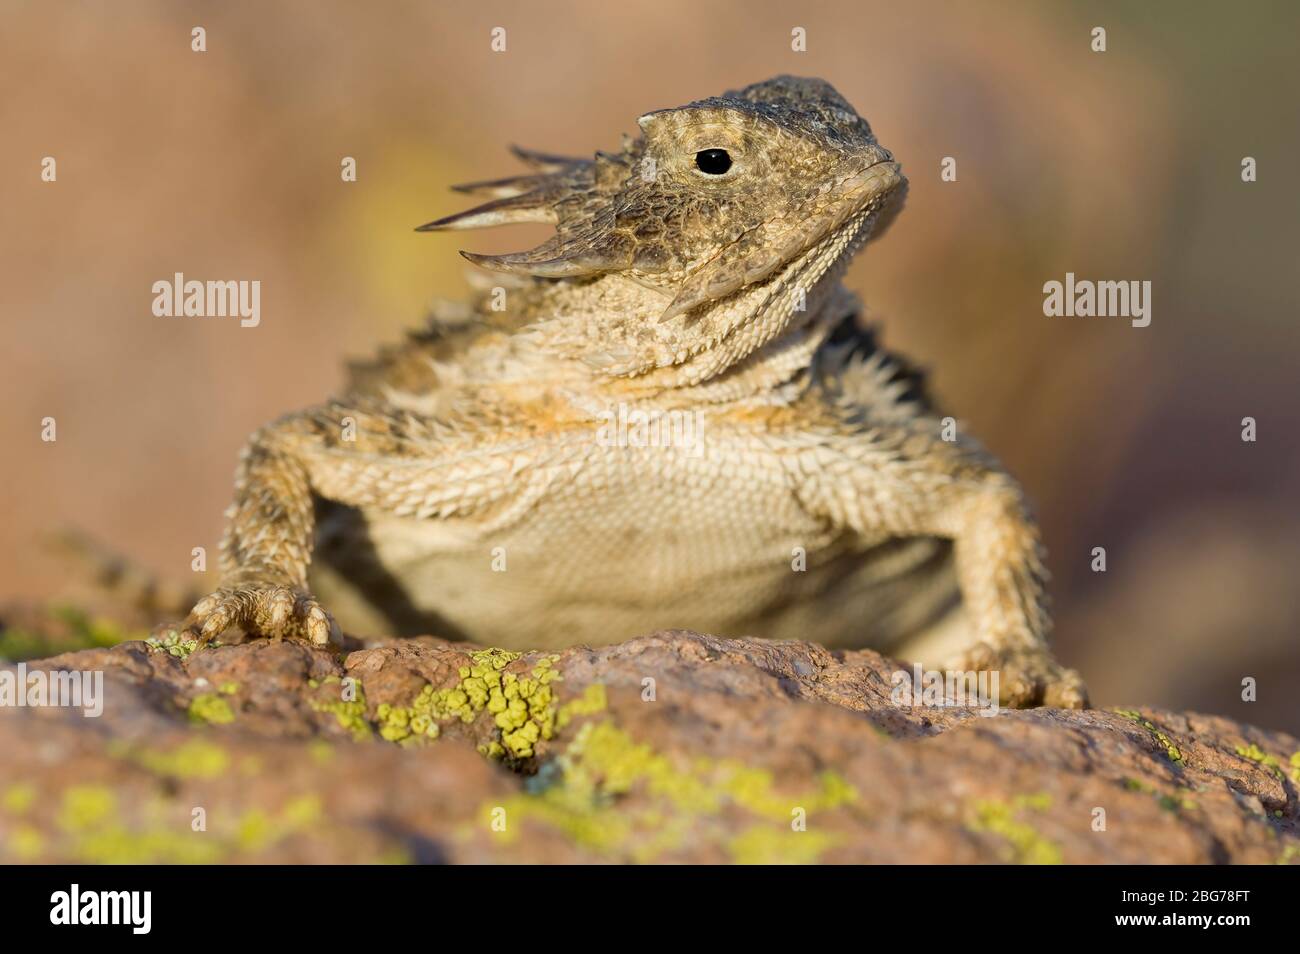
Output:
[
  {"xmin": 459, "ymin": 228, "xmax": 635, "ymax": 279},
  {"xmin": 420, "ymin": 149, "xmax": 594, "ymax": 231},
  {"xmin": 422, "ymin": 141, "xmax": 637, "ymax": 277},
  {"xmin": 415, "ymin": 190, "xmax": 560, "ymax": 231},
  {"xmin": 449, "ymin": 172, "xmax": 553, "ymax": 198},
  {"xmin": 509, "ymin": 144, "xmax": 584, "ymax": 173},
  {"xmin": 460, "ymin": 250, "xmax": 595, "ymax": 277}
]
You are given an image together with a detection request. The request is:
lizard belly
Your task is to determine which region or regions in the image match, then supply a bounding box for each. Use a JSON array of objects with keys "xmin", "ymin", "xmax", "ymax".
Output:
[{"xmin": 312, "ymin": 442, "xmax": 957, "ymax": 650}]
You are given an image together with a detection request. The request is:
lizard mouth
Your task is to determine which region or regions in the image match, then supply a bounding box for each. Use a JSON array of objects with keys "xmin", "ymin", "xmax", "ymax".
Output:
[
  {"xmin": 739, "ymin": 160, "xmax": 904, "ymax": 315},
  {"xmin": 789, "ymin": 159, "xmax": 905, "ymax": 288}
]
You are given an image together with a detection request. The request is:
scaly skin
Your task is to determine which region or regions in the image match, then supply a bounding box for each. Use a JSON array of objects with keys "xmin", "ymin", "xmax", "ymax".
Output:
[{"xmin": 182, "ymin": 76, "xmax": 1086, "ymax": 709}]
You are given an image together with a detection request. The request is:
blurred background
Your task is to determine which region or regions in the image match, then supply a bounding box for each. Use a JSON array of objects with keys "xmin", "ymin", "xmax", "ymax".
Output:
[{"xmin": 2, "ymin": 0, "xmax": 1297, "ymax": 731}]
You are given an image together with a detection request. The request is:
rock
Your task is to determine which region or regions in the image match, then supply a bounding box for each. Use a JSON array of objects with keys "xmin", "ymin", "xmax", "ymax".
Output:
[{"xmin": 1, "ymin": 630, "xmax": 1296, "ymax": 864}]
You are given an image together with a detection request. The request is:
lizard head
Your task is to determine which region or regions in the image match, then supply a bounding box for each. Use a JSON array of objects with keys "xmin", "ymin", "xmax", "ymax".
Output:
[{"xmin": 419, "ymin": 76, "xmax": 905, "ymax": 381}]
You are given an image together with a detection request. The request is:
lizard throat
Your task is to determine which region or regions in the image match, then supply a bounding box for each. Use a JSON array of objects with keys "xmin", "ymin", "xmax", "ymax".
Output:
[{"xmin": 528, "ymin": 203, "xmax": 888, "ymax": 390}]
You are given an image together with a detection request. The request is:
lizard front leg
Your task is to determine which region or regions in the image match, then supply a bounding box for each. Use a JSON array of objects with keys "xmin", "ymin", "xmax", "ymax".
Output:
[
  {"xmin": 793, "ymin": 428, "xmax": 1088, "ymax": 709},
  {"xmin": 185, "ymin": 417, "xmax": 337, "ymax": 645},
  {"xmin": 935, "ymin": 476, "xmax": 1087, "ymax": 709},
  {"xmin": 183, "ymin": 400, "xmax": 538, "ymax": 645}
]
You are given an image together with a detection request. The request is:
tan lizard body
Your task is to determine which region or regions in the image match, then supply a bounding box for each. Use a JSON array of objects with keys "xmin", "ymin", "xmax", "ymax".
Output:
[{"xmin": 183, "ymin": 76, "xmax": 1086, "ymax": 708}]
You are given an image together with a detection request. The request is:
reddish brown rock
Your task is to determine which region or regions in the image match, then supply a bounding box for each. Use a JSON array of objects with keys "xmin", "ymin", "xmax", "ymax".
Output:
[{"xmin": 1, "ymin": 631, "xmax": 1296, "ymax": 864}]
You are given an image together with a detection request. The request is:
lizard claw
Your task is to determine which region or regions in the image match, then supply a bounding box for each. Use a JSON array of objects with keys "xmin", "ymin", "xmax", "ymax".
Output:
[
  {"xmin": 948, "ymin": 641, "xmax": 1089, "ymax": 710},
  {"xmin": 185, "ymin": 581, "xmax": 340, "ymax": 647}
]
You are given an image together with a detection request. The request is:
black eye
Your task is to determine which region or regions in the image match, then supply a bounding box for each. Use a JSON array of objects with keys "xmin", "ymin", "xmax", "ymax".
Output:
[{"xmin": 694, "ymin": 148, "xmax": 732, "ymax": 175}]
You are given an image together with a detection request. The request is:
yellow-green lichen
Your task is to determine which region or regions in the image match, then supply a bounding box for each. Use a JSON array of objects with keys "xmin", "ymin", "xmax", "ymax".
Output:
[
  {"xmin": 966, "ymin": 793, "xmax": 1062, "ymax": 865},
  {"xmin": 1235, "ymin": 742, "xmax": 1287, "ymax": 780},
  {"xmin": 309, "ymin": 679, "xmax": 371, "ymax": 740},
  {"xmin": 130, "ymin": 738, "xmax": 231, "ymax": 780},
  {"xmin": 310, "ymin": 652, "xmax": 607, "ymax": 762},
  {"xmin": 1123, "ymin": 776, "xmax": 1195, "ymax": 812},
  {"xmin": 728, "ymin": 826, "xmax": 835, "ymax": 865},
  {"xmin": 377, "ymin": 650, "xmax": 586, "ymax": 760},
  {"xmin": 79, "ymin": 827, "xmax": 218, "ymax": 863},
  {"xmin": 556, "ymin": 683, "xmax": 608, "ymax": 731},
  {"xmin": 374, "ymin": 699, "xmax": 442, "ymax": 745},
  {"xmin": 146, "ymin": 629, "xmax": 202, "ymax": 659},
  {"xmin": 187, "ymin": 693, "xmax": 235, "ymax": 725},
  {"xmin": 481, "ymin": 719, "xmax": 857, "ymax": 863},
  {"xmin": 1113, "ymin": 709, "xmax": 1183, "ymax": 763},
  {"xmin": 44, "ymin": 784, "xmax": 335, "ymax": 864},
  {"xmin": 236, "ymin": 810, "xmax": 274, "ymax": 853},
  {"xmin": 280, "ymin": 794, "xmax": 324, "ymax": 828},
  {"xmin": 7, "ymin": 825, "xmax": 45, "ymax": 860},
  {"xmin": 58, "ymin": 785, "xmax": 118, "ymax": 832},
  {"xmin": 1157, "ymin": 793, "xmax": 1197, "ymax": 813},
  {"xmin": 2, "ymin": 783, "xmax": 37, "ymax": 815},
  {"xmin": 72, "ymin": 827, "xmax": 227, "ymax": 865},
  {"xmin": 722, "ymin": 764, "xmax": 856, "ymax": 820}
]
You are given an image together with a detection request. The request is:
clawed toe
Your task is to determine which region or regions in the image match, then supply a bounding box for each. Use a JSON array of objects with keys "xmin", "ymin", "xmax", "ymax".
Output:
[
  {"xmin": 950, "ymin": 642, "xmax": 1089, "ymax": 710},
  {"xmin": 297, "ymin": 596, "xmax": 338, "ymax": 646},
  {"xmin": 184, "ymin": 581, "xmax": 338, "ymax": 646}
]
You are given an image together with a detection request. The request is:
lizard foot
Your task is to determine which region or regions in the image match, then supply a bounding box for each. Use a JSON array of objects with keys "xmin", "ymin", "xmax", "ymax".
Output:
[
  {"xmin": 948, "ymin": 641, "xmax": 1088, "ymax": 710},
  {"xmin": 185, "ymin": 582, "xmax": 339, "ymax": 647}
]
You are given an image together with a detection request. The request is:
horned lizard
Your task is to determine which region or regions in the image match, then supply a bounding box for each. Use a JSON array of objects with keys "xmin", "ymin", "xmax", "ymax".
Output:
[{"xmin": 181, "ymin": 76, "xmax": 1086, "ymax": 708}]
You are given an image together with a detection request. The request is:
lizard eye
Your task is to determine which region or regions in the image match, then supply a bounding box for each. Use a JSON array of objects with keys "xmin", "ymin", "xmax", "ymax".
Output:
[{"xmin": 694, "ymin": 148, "xmax": 733, "ymax": 175}]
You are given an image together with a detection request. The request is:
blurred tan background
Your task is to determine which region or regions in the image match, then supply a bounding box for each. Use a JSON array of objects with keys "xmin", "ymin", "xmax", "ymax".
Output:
[{"xmin": 2, "ymin": 1, "xmax": 1297, "ymax": 730}]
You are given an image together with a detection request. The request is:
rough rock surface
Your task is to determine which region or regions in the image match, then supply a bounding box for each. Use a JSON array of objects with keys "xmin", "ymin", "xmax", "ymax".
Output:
[{"xmin": 1, "ymin": 630, "xmax": 1297, "ymax": 864}]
